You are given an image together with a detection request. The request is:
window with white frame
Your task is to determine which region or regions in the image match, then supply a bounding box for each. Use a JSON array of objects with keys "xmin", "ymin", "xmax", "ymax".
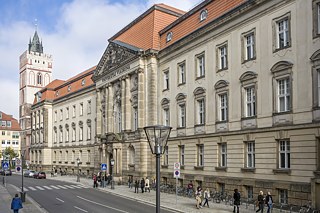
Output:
[
  {"xmin": 245, "ymin": 87, "xmax": 256, "ymax": 117},
  {"xmin": 179, "ymin": 145, "xmax": 185, "ymax": 166},
  {"xmin": 279, "ymin": 189, "xmax": 288, "ymax": 204},
  {"xmin": 242, "ymin": 31, "xmax": 255, "ymax": 61},
  {"xmin": 197, "ymin": 99, "xmax": 205, "ymax": 125},
  {"xmin": 246, "ymin": 142, "xmax": 255, "ymax": 168},
  {"xmin": 166, "ymin": 32, "xmax": 173, "ymax": 42},
  {"xmin": 200, "ymin": 9, "xmax": 208, "ymax": 21},
  {"xmin": 279, "ymin": 140, "xmax": 290, "ymax": 169},
  {"xmin": 133, "ymin": 107, "xmax": 138, "ymax": 131},
  {"xmin": 72, "ymin": 126, "xmax": 76, "ymax": 141},
  {"xmin": 163, "ymin": 146, "xmax": 168, "ymax": 165},
  {"xmin": 79, "ymin": 150, "xmax": 82, "ymax": 162},
  {"xmin": 196, "ymin": 54, "xmax": 205, "ymax": 78},
  {"xmin": 163, "ymin": 70, "xmax": 169, "ymax": 90},
  {"xmin": 197, "ymin": 144, "xmax": 204, "ymax": 166},
  {"xmin": 87, "ymin": 124, "xmax": 91, "ymax": 140},
  {"xmin": 54, "ymin": 128, "xmax": 57, "ymax": 143},
  {"xmin": 314, "ymin": 1, "xmax": 320, "ymax": 37},
  {"xmin": 60, "ymin": 109, "xmax": 63, "ymax": 121},
  {"xmin": 54, "ymin": 111, "xmax": 57, "ymax": 122},
  {"xmin": 79, "ymin": 126, "xmax": 83, "ymax": 141},
  {"xmin": 178, "ymin": 62, "xmax": 186, "ymax": 84},
  {"xmin": 219, "ymin": 143, "xmax": 227, "ymax": 167},
  {"xmin": 72, "ymin": 105, "xmax": 76, "ymax": 117},
  {"xmin": 218, "ymin": 44, "xmax": 228, "ymax": 70},
  {"xmin": 273, "ymin": 13, "xmax": 291, "ymax": 51},
  {"xmin": 80, "ymin": 103, "xmax": 83, "ymax": 116},
  {"xmin": 277, "ymin": 78, "xmax": 291, "ymax": 112},
  {"xmin": 59, "ymin": 128, "xmax": 63, "ymax": 142},
  {"xmin": 179, "ymin": 104, "xmax": 186, "ymax": 128},
  {"xmin": 163, "ymin": 108, "xmax": 170, "ymax": 126},
  {"xmin": 219, "ymin": 93, "xmax": 228, "ymax": 121},
  {"xmin": 66, "ymin": 107, "xmax": 69, "ymax": 119},
  {"xmin": 65, "ymin": 128, "xmax": 69, "ymax": 142},
  {"xmin": 7, "ymin": 121, "xmax": 11, "ymax": 127},
  {"xmin": 87, "ymin": 100, "xmax": 91, "ymax": 114}
]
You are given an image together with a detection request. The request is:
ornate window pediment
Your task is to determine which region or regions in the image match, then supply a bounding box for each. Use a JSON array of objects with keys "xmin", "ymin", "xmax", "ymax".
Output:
[
  {"xmin": 193, "ymin": 87, "xmax": 206, "ymax": 96},
  {"xmin": 310, "ymin": 49, "xmax": 320, "ymax": 63},
  {"xmin": 176, "ymin": 93, "xmax": 187, "ymax": 101},
  {"xmin": 65, "ymin": 124, "xmax": 69, "ymax": 129},
  {"xmin": 71, "ymin": 122, "xmax": 76, "ymax": 128},
  {"xmin": 214, "ymin": 80, "xmax": 229, "ymax": 90},
  {"xmin": 239, "ymin": 71, "xmax": 258, "ymax": 82},
  {"xmin": 270, "ymin": 61, "xmax": 293, "ymax": 74},
  {"xmin": 79, "ymin": 121, "xmax": 83, "ymax": 127},
  {"xmin": 161, "ymin": 98, "xmax": 170, "ymax": 106}
]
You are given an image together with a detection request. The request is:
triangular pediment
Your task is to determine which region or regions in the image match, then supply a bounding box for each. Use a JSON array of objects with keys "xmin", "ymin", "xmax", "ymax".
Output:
[{"xmin": 93, "ymin": 41, "xmax": 140, "ymax": 81}]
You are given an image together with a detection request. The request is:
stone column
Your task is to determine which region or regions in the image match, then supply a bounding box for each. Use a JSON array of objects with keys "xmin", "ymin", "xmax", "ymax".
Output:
[
  {"xmin": 104, "ymin": 86, "xmax": 108, "ymax": 134},
  {"xmin": 96, "ymin": 89, "xmax": 102, "ymax": 135},
  {"xmin": 125, "ymin": 75, "xmax": 131, "ymax": 131},
  {"xmin": 121, "ymin": 78, "xmax": 126, "ymax": 131},
  {"xmin": 107, "ymin": 85, "xmax": 114, "ymax": 133},
  {"xmin": 138, "ymin": 68, "xmax": 145, "ymax": 128}
]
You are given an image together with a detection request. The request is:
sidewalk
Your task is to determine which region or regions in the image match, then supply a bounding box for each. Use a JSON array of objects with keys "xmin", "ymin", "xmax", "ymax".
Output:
[{"xmin": 47, "ymin": 175, "xmax": 254, "ymax": 213}]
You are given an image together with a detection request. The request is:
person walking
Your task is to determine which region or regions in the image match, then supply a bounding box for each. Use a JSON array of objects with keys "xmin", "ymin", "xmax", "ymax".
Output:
[
  {"xmin": 187, "ymin": 181, "xmax": 194, "ymax": 197},
  {"xmin": 195, "ymin": 186, "xmax": 202, "ymax": 209},
  {"xmin": 134, "ymin": 179, "xmax": 140, "ymax": 193},
  {"xmin": 233, "ymin": 188, "xmax": 241, "ymax": 213},
  {"xmin": 145, "ymin": 177, "xmax": 150, "ymax": 192},
  {"xmin": 202, "ymin": 188, "xmax": 210, "ymax": 208},
  {"xmin": 93, "ymin": 174, "xmax": 98, "ymax": 188},
  {"xmin": 11, "ymin": 194, "xmax": 23, "ymax": 213},
  {"xmin": 265, "ymin": 192, "xmax": 273, "ymax": 213},
  {"xmin": 140, "ymin": 178, "xmax": 145, "ymax": 193},
  {"xmin": 256, "ymin": 191, "xmax": 265, "ymax": 213}
]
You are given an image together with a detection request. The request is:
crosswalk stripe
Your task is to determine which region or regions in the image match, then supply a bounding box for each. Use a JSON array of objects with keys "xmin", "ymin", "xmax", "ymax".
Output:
[
  {"xmin": 64, "ymin": 185, "xmax": 75, "ymax": 189},
  {"xmin": 29, "ymin": 187, "xmax": 37, "ymax": 191},
  {"xmin": 43, "ymin": 186, "xmax": 52, "ymax": 190},
  {"xmin": 71, "ymin": 185, "xmax": 83, "ymax": 188},
  {"xmin": 57, "ymin": 185, "xmax": 67, "ymax": 189},
  {"xmin": 20, "ymin": 188, "xmax": 29, "ymax": 192},
  {"xmin": 50, "ymin": 185, "xmax": 60, "ymax": 189},
  {"xmin": 36, "ymin": 186, "xmax": 45, "ymax": 190}
]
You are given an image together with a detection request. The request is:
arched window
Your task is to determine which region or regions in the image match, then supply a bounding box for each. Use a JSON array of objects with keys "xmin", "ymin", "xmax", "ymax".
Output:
[
  {"xmin": 44, "ymin": 74, "xmax": 50, "ymax": 86},
  {"xmin": 29, "ymin": 72, "xmax": 35, "ymax": 85},
  {"xmin": 37, "ymin": 73, "xmax": 42, "ymax": 85}
]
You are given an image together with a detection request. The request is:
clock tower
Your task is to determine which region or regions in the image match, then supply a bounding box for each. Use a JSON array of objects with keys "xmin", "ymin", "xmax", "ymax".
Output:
[{"xmin": 19, "ymin": 30, "xmax": 53, "ymax": 160}]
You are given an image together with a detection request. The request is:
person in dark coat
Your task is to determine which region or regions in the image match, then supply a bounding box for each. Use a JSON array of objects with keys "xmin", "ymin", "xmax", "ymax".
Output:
[
  {"xmin": 140, "ymin": 178, "xmax": 145, "ymax": 193},
  {"xmin": 256, "ymin": 191, "xmax": 265, "ymax": 213},
  {"xmin": 265, "ymin": 192, "xmax": 273, "ymax": 213},
  {"xmin": 233, "ymin": 188, "xmax": 241, "ymax": 213},
  {"xmin": 11, "ymin": 194, "xmax": 23, "ymax": 213},
  {"xmin": 134, "ymin": 179, "xmax": 140, "ymax": 193}
]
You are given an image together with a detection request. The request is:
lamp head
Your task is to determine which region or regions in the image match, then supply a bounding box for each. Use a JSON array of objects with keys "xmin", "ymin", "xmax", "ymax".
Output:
[{"xmin": 143, "ymin": 125, "xmax": 172, "ymax": 155}]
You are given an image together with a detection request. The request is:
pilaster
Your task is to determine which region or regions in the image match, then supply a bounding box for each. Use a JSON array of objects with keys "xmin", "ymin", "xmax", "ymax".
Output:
[{"xmin": 125, "ymin": 75, "xmax": 131, "ymax": 131}]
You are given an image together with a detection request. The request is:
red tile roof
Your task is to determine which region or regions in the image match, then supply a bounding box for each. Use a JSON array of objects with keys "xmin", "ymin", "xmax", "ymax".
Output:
[{"xmin": 0, "ymin": 111, "xmax": 21, "ymax": 131}]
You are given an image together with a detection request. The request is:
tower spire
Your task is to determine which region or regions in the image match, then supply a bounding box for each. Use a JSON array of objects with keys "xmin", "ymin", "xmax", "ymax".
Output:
[{"xmin": 28, "ymin": 19, "xmax": 43, "ymax": 54}]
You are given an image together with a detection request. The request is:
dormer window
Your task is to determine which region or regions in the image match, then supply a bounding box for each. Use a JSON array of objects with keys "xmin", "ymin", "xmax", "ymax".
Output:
[
  {"xmin": 200, "ymin": 9, "xmax": 208, "ymax": 21},
  {"xmin": 81, "ymin": 78, "xmax": 86, "ymax": 86},
  {"xmin": 68, "ymin": 85, "xmax": 71, "ymax": 92},
  {"xmin": 166, "ymin": 32, "xmax": 173, "ymax": 42},
  {"xmin": 56, "ymin": 90, "xmax": 59, "ymax": 97}
]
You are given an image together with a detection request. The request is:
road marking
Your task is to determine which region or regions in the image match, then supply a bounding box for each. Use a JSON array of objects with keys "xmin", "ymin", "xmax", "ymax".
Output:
[
  {"xmin": 20, "ymin": 187, "xmax": 29, "ymax": 191},
  {"xmin": 43, "ymin": 186, "xmax": 52, "ymax": 190},
  {"xmin": 35, "ymin": 186, "xmax": 45, "ymax": 190},
  {"xmin": 29, "ymin": 187, "xmax": 37, "ymax": 191},
  {"xmin": 50, "ymin": 185, "xmax": 60, "ymax": 189},
  {"xmin": 57, "ymin": 185, "xmax": 67, "ymax": 189},
  {"xmin": 64, "ymin": 185, "xmax": 75, "ymax": 189},
  {"xmin": 74, "ymin": 206, "xmax": 88, "ymax": 212},
  {"xmin": 77, "ymin": 196, "xmax": 129, "ymax": 213},
  {"xmin": 56, "ymin": 198, "xmax": 64, "ymax": 203},
  {"xmin": 71, "ymin": 185, "xmax": 83, "ymax": 188}
]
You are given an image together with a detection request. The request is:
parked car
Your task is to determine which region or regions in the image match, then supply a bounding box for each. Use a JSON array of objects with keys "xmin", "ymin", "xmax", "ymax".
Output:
[
  {"xmin": 28, "ymin": 170, "xmax": 35, "ymax": 178},
  {"xmin": 23, "ymin": 170, "xmax": 30, "ymax": 177},
  {"xmin": 33, "ymin": 171, "xmax": 46, "ymax": 179},
  {"xmin": 0, "ymin": 169, "xmax": 12, "ymax": 176}
]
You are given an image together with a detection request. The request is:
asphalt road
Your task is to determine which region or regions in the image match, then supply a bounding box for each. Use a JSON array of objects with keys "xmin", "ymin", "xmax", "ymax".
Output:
[{"xmin": 6, "ymin": 174, "xmax": 175, "ymax": 213}]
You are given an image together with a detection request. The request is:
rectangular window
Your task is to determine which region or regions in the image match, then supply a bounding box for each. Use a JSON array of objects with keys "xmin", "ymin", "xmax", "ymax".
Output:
[
  {"xmin": 277, "ymin": 18, "xmax": 289, "ymax": 48},
  {"xmin": 7, "ymin": 140, "xmax": 10, "ymax": 145},
  {"xmin": 2, "ymin": 131, "xmax": 5, "ymax": 135},
  {"xmin": 72, "ymin": 151, "xmax": 75, "ymax": 162},
  {"xmin": 245, "ymin": 33, "xmax": 255, "ymax": 60},
  {"xmin": 247, "ymin": 142, "xmax": 255, "ymax": 168},
  {"xmin": 179, "ymin": 145, "xmax": 185, "ymax": 166},
  {"xmin": 178, "ymin": 62, "xmax": 186, "ymax": 84},
  {"xmin": 87, "ymin": 150, "xmax": 91, "ymax": 162},
  {"xmin": 133, "ymin": 107, "xmax": 138, "ymax": 131},
  {"xmin": 54, "ymin": 111, "xmax": 57, "ymax": 122},
  {"xmin": 163, "ymin": 71, "xmax": 169, "ymax": 90},
  {"xmin": 279, "ymin": 140, "xmax": 290, "ymax": 169},
  {"xmin": 279, "ymin": 189, "xmax": 288, "ymax": 204},
  {"xmin": 7, "ymin": 121, "xmax": 11, "ymax": 127},
  {"xmin": 219, "ymin": 143, "xmax": 227, "ymax": 167},
  {"xmin": 72, "ymin": 128, "xmax": 76, "ymax": 141},
  {"xmin": 163, "ymin": 108, "xmax": 170, "ymax": 126},
  {"xmin": 197, "ymin": 99, "xmax": 205, "ymax": 125},
  {"xmin": 1, "ymin": 121, "xmax": 6, "ymax": 127},
  {"xmin": 87, "ymin": 100, "xmax": 91, "ymax": 114},
  {"xmin": 245, "ymin": 87, "xmax": 256, "ymax": 117},
  {"xmin": 60, "ymin": 109, "xmax": 63, "ymax": 121},
  {"xmin": 196, "ymin": 55, "xmax": 205, "ymax": 77},
  {"xmin": 79, "ymin": 127, "xmax": 83, "ymax": 141},
  {"xmin": 179, "ymin": 104, "xmax": 186, "ymax": 128},
  {"xmin": 87, "ymin": 125, "xmax": 91, "ymax": 140},
  {"xmin": 2, "ymin": 140, "xmax": 5, "ymax": 144},
  {"xmin": 59, "ymin": 129, "xmax": 63, "ymax": 142},
  {"xmin": 164, "ymin": 146, "xmax": 169, "ymax": 165},
  {"xmin": 72, "ymin": 105, "xmax": 76, "ymax": 117},
  {"xmin": 219, "ymin": 45, "xmax": 228, "ymax": 70},
  {"xmin": 278, "ymin": 78, "xmax": 290, "ymax": 112},
  {"xmin": 247, "ymin": 186, "xmax": 254, "ymax": 200},
  {"xmin": 66, "ymin": 129, "xmax": 69, "ymax": 142},
  {"xmin": 219, "ymin": 93, "xmax": 228, "ymax": 121},
  {"xmin": 54, "ymin": 131, "xmax": 57, "ymax": 143},
  {"xmin": 198, "ymin": 144, "xmax": 204, "ymax": 166},
  {"xmin": 66, "ymin": 107, "xmax": 69, "ymax": 119},
  {"xmin": 80, "ymin": 103, "xmax": 83, "ymax": 116}
]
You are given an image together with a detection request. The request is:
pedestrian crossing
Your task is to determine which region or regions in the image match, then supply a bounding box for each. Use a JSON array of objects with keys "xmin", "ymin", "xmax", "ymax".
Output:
[{"xmin": 21, "ymin": 184, "xmax": 90, "ymax": 192}]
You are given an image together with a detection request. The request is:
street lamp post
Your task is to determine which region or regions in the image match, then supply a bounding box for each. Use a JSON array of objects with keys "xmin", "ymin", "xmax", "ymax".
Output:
[
  {"xmin": 20, "ymin": 151, "xmax": 26, "ymax": 202},
  {"xmin": 144, "ymin": 125, "xmax": 172, "ymax": 213},
  {"xmin": 110, "ymin": 158, "xmax": 115, "ymax": 189},
  {"xmin": 76, "ymin": 158, "xmax": 80, "ymax": 182}
]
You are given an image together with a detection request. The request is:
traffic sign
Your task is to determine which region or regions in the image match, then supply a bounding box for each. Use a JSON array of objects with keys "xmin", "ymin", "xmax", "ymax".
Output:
[
  {"xmin": 174, "ymin": 162, "xmax": 180, "ymax": 170},
  {"xmin": 174, "ymin": 170, "xmax": 180, "ymax": 178},
  {"xmin": 101, "ymin": 163, "xmax": 107, "ymax": 171},
  {"xmin": 15, "ymin": 158, "xmax": 21, "ymax": 165},
  {"xmin": 16, "ymin": 166, "xmax": 21, "ymax": 172},
  {"xmin": 2, "ymin": 162, "xmax": 9, "ymax": 170}
]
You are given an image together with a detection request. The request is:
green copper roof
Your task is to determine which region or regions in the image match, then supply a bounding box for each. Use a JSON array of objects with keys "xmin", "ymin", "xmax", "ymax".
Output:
[{"xmin": 28, "ymin": 31, "xmax": 43, "ymax": 53}]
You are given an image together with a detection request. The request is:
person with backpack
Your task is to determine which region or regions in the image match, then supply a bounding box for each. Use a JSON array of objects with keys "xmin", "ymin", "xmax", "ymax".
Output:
[
  {"xmin": 11, "ymin": 194, "xmax": 23, "ymax": 213},
  {"xmin": 233, "ymin": 188, "xmax": 241, "ymax": 213}
]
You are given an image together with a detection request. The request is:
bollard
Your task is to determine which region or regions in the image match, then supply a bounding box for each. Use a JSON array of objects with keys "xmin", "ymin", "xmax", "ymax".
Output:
[{"xmin": 20, "ymin": 191, "xmax": 26, "ymax": 203}]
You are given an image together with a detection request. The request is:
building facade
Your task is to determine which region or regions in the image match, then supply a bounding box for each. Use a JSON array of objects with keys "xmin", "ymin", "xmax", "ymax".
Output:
[
  {"xmin": 19, "ymin": 30, "xmax": 53, "ymax": 161},
  {"xmin": 29, "ymin": 67, "xmax": 97, "ymax": 174},
  {"xmin": 157, "ymin": 0, "xmax": 320, "ymax": 208},
  {"xmin": 0, "ymin": 111, "xmax": 21, "ymax": 164}
]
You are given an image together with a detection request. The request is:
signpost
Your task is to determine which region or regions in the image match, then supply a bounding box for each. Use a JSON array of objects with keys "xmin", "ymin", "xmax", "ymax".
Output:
[
  {"xmin": 173, "ymin": 162, "xmax": 181, "ymax": 204},
  {"xmin": 101, "ymin": 163, "xmax": 107, "ymax": 171},
  {"xmin": 2, "ymin": 162, "xmax": 9, "ymax": 187}
]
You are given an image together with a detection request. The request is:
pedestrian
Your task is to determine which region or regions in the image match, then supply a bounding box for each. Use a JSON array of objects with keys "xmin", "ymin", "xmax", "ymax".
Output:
[
  {"xmin": 187, "ymin": 181, "xmax": 194, "ymax": 197},
  {"xmin": 98, "ymin": 171, "xmax": 102, "ymax": 187},
  {"xmin": 140, "ymin": 178, "xmax": 145, "ymax": 193},
  {"xmin": 93, "ymin": 174, "xmax": 98, "ymax": 188},
  {"xmin": 195, "ymin": 186, "xmax": 202, "ymax": 209},
  {"xmin": 265, "ymin": 192, "xmax": 273, "ymax": 213},
  {"xmin": 11, "ymin": 194, "xmax": 23, "ymax": 213},
  {"xmin": 233, "ymin": 188, "xmax": 241, "ymax": 213},
  {"xmin": 256, "ymin": 191, "xmax": 265, "ymax": 213},
  {"xmin": 134, "ymin": 179, "xmax": 140, "ymax": 193},
  {"xmin": 51, "ymin": 169, "xmax": 54, "ymax": 177},
  {"xmin": 145, "ymin": 177, "xmax": 150, "ymax": 192},
  {"xmin": 202, "ymin": 188, "xmax": 210, "ymax": 208}
]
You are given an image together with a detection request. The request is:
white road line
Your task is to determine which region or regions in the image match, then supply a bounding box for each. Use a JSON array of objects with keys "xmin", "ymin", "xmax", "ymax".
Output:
[
  {"xmin": 35, "ymin": 186, "xmax": 45, "ymax": 190},
  {"xmin": 64, "ymin": 185, "xmax": 74, "ymax": 189},
  {"xmin": 57, "ymin": 185, "xmax": 67, "ymax": 189},
  {"xmin": 43, "ymin": 186, "xmax": 52, "ymax": 190},
  {"xmin": 20, "ymin": 187, "xmax": 29, "ymax": 191},
  {"xmin": 29, "ymin": 187, "xmax": 37, "ymax": 191},
  {"xmin": 50, "ymin": 185, "xmax": 60, "ymax": 189},
  {"xmin": 56, "ymin": 198, "xmax": 65, "ymax": 203},
  {"xmin": 71, "ymin": 185, "xmax": 82, "ymax": 188},
  {"xmin": 74, "ymin": 206, "xmax": 88, "ymax": 212},
  {"xmin": 77, "ymin": 196, "xmax": 129, "ymax": 213}
]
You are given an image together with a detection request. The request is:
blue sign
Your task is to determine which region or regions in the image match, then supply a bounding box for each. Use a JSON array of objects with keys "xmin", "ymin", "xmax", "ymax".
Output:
[
  {"xmin": 2, "ymin": 162, "xmax": 9, "ymax": 170},
  {"xmin": 101, "ymin": 163, "xmax": 107, "ymax": 171}
]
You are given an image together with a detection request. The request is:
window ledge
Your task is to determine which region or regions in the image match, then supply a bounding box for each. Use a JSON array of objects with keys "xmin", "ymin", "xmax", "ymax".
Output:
[
  {"xmin": 273, "ymin": 169, "xmax": 291, "ymax": 174},
  {"xmin": 241, "ymin": 167, "xmax": 256, "ymax": 173},
  {"xmin": 194, "ymin": 124, "xmax": 205, "ymax": 127},
  {"xmin": 196, "ymin": 76, "xmax": 205, "ymax": 80},
  {"xmin": 273, "ymin": 45, "xmax": 291, "ymax": 53},
  {"xmin": 128, "ymin": 164, "xmax": 135, "ymax": 168},
  {"xmin": 215, "ymin": 120, "xmax": 228, "ymax": 124},
  {"xmin": 162, "ymin": 88, "xmax": 169, "ymax": 92},
  {"xmin": 178, "ymin": 83, "xmax": 186, "ymax": 86},
  {"xmin": 215, "ymin": 166, "xmax": 227, "ymax": 171},
  {"xmin": 194, "ymin": 166, "xmax": 204, "ymax": 170},
  {"xmin": 241, "ymin": 116, "xmax": 257, "ymax": 120},
  {"xmin": 242, "ymin": 57, "xmax": 256, "ymax": 64},
  {"xmin": 217, "ymin": 67, "xmax": 228, "ymax": 73},
  {"xmin": 273, "ymin": 111, "xmax": 292, "ymax": 116},
  {"xmin": 161, "ymin": 165, "xmax": 169, "ymax": 169},
  {"xmin": 177, "ymin": 127, "xmax": 186, "ymax": 130}
]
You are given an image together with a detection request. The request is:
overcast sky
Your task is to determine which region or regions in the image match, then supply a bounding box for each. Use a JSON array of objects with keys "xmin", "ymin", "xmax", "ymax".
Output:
[{"xmin": 0, "ymin": 0, "xmax": 200, "ymax": 119}]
